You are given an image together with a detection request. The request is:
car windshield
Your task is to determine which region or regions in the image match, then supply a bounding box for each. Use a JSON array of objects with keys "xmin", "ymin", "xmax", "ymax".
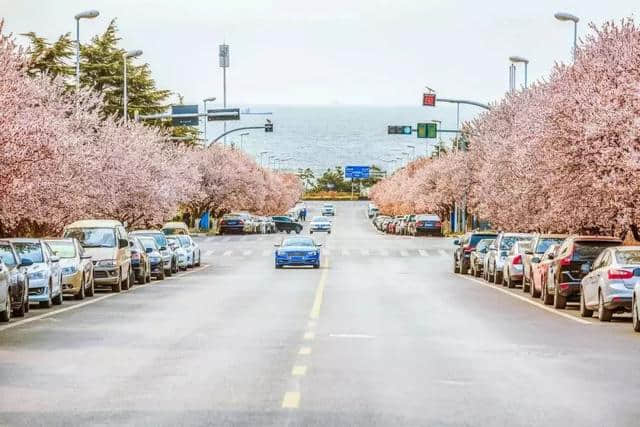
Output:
[
  {"xmin": 46, "ymin": 241, "xmax": 76, "ymax": 258},
  {"xmin": 178, "ymin": 236, "xmax": 190, "ymax": 245},
  {"xmin": 615, "ymin": 250, "xmax": 640, "ymax": 265},
  {"xmin": 223, "ymin": 215, "xmax": 241, "ymax": 220},
  {"xmin": 13, "ymin": 242, "xmax": 44, "ymax": 263},
  {"xmin": 65, "ymin": 228, "xmax": 116, "ymax": 248},
  {"xmin": 312, "ymin": 216, "xmax": 328, "ymax": 222},
  {"xmin": 536, "ymin": 238, "xmax": 565, "ymax": 254},
  {"xmin": 167, "ymin": 237, "xmax": 183, "ymax": 247},
  {"xmin": 500, "ymin": 236, "xmax": 529, "ymax": 251},
  {"xmin": 469, "ymin": 234, "xmax": 497, "ymax": 247},
  {"xmin": 133, "ymin": 232, "xmax": 167, "ymax": 248},
  {"xmin": 476, "ymin": 240, "xmax": 492, "ymax": 251},
  {"xmin": 0, "ymin": 244, "xmax": 17, "ymax": 267},
  {"xmin": 139, "ymin": 237, "xmax": 158, "ymax": 251},
  {"xmin": 574, "ymin": 241, "xmax": 621, "ymax": 261},
  {"xmin": 282, "ymin": 238, "xmax": 314, "ymax": 247}
]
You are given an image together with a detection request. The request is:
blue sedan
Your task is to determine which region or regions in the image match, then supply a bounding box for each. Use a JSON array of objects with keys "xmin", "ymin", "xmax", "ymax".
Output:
[{"xmin": 275, "ymin": 237, "xmax": 321, "ymax": 269}]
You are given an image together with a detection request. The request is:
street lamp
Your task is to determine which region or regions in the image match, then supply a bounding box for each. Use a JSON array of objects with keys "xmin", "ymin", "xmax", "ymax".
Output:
[
  {"xmin": 509, "ymin": 56, "xmax": 529, "ymax": 88},
  {"xmin": 259, "ymin": 150, "xmax": 269, "ymax": 167},
  {"xmin": 554, "ymin": 12, "xmax": 579, "ymax": 61},
  {"xmin": 406, "ymin": 144, "xmax": 415, "ymax": 160},
  {"xmin": 123, "ymin": 49, "xmax": 143, "ymax": 122},
  {"xmin": 431, "ymin": 120, "xmax": 443, "ymax": 157},
  {"xmin": 74, "ymin": 9, "xmax": 99, "ymax": 92},
  {"xmin": 203, "ymin": 96, "xmax": 216, "ymax": 143}
]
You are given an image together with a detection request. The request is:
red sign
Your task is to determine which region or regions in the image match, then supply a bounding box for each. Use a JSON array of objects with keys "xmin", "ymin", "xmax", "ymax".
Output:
[{"xmin": 422, "ymin": 93, "xmax": 436, "ymax": 107}]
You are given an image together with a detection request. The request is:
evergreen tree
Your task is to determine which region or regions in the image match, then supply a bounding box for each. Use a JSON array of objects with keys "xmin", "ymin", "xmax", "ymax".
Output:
[{"xmin": 22, "ymin": 32, "xmax": 74, "ymax": 79}]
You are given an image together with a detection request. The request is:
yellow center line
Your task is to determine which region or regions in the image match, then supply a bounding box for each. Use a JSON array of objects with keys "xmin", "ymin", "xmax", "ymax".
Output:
[
  {"xmin": 309, "ymin": 257, "xmax": 329, "ymax": 319},
  {"xmin": 281, "ymin": 391, "xmax": 300, "ymax": 409},
  {"xmin": 299, "ymin": 346, "xmax": 312, "ymax": 355},
  {"xmin": 292, "ymin": 365, "xmax": 307, "ymax": 376}
]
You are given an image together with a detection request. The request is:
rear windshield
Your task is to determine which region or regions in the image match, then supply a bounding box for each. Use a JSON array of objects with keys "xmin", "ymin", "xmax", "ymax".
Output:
[
  {"xmin": 616, "ymin": 250, "xmax": 640, "ymax": 265},
  {"xmin": 139, "ymin": 238, "xmax": 158, "ymax": 251},
  {"xmin": 416, "ymin": 215, "xmax": 440, "ymax": 221},
  {"xmin": 470, "ymin": 234, "xmax": 497, "ymax": 247},
  {"xmin": 500, "ymin": 236, "xmax": 529, "ymax": 250},
  {"xmin": 65, "ymin": 228, "xmax": 115, "ymax": 248},
  {"xmin": 535, "ymin": 238, "xmax": 565, "ymax": 254},
  {"xmin": 133, "ymin": 232, "xmax": 167, "ymax": 248},
  {"xmin": 476, "ymin": 239, "xmax": 493, "ymax": 251},
  {"xmin": 46, "ymin": 241, "xmax": 76, "ymax": 258},
  {"xmin": 574, "ymin": 241, "xmax": 621, "ymax": 261}
]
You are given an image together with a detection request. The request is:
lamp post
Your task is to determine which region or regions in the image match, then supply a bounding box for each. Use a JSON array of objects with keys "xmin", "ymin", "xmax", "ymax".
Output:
[
  {"xmin": 554, "ymin": 12, "xmax": 579, "ymax": 61},
  {"xmin": 259, "ymin": 150, "xmax": 269, "ymax": 167},
  {"xmin": 239, "ymin": 132, "xmax": 249, "ymax": 151},
  {"xmin": 406, "ymin": 144, "xmax": 415, "ymax": 160},
  {"xmin": 123, "ymin": 49, "xmax": 143, "ymax": 122},
  {"xmin": 509, "ymin": 56, "xmax": 529, "ymax": 88},
  {"xmin": 203, "ymin": 96, "xmax": 216, "ymax": 144},
  {"xmin": 431, "ymin": 120, "xmax": 443, "ymax": 157},
  {"xmin": 74, "ymin": 9, "xmax": 99, "ymax": 92}
]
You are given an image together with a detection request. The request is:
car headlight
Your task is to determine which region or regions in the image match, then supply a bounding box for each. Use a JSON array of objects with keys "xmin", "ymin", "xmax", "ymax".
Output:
[
  {"xmin": 96, "ymin": 259, "xmax": 116, "ymax": 268},
  {"xmin": 29, "ymin": 271, "xmax": 45, "ymax": 280},
  {"xmin": 62, "ymin": 266, "xmax": 78, "ymax": 276},
  {"xmin": 276, "ymin": 251, "xmax": 285, "ymax": 256}
]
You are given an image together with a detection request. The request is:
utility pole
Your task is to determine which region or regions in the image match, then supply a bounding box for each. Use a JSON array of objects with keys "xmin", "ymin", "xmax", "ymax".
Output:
[{"xmin": 219, "ymin": 44, "xmax": 229, "ymax": 143}]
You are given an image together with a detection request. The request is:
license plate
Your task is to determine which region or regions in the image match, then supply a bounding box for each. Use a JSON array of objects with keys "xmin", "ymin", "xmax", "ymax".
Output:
[{"xmin": 292, "ymin": 257, "xmax": 303, "ymax": 262}]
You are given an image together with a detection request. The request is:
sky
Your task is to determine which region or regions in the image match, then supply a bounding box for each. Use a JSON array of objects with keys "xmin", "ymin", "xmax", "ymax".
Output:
[{"xmin": 1, "ymin": 0, "xmax": 636, "ymax": 108}]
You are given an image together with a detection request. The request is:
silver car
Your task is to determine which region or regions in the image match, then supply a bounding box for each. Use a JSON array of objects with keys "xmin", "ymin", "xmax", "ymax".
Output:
[
  {"xmin": 502, "ymin": 240, "xmax": 532, "ymax": 288},
  {"xmin": 9, "ymin": 239, "xmax": 63, "ymax": 308},
  {"xmin": 309, "ymin": 216, "xmax": 332, "ymax": 234},
  {"xmin": 485, "ymin": 232, "xmax": 533, "ymax": 284},
  {"xmin": 580, "ymin": 246, "xmax": 639, "ymax": 321}
]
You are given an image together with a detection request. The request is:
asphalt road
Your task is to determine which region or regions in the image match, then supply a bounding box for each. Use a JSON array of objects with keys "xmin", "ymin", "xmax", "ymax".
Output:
[{"xmin": 1, "ymin": 201, "xmax": 640, "ymax": 426}]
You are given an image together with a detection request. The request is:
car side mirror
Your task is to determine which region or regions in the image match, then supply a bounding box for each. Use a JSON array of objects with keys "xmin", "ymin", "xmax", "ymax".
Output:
[
  {"xmin": 531, "ymin": 257, "xmax": 541, "ymax": 264},
  {"xmin": 316, "ymin": 244, "xmax": 323, "ymax": 247},
  {"xmin": 118, "ymin": 238, "xmax": 128, "ymax": 248},
  {"xmin": 159, "ymin": 246, "xmax": 167, "ymax": 251},
  {"xmin": 19, "ymin": 258, "xmax": 34, "ymax": 267},
  {"xmin": 50, "ymin": 256, "xmax": 60, "ymax": 263},
  {"xmin": 453, "ymin": 239, "xmax": 460, "ymax": 245},
  {"xmin": 145, "ymin": 248, "xmax": 153, "ymax": 253}
]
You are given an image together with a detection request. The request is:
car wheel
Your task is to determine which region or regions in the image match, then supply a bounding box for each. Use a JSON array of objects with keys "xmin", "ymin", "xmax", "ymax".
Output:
[
  {"xmin": 310, "ymin": 231, "xmax": 313, "ymax": 234},
  {"xmin": 86, "ymin": 277, "xmax": 95, "ymax": 297},
  {"xmin": 633, "ymin": 295, "xmax": 640, "ymax": 332},
  {"xmin": 40, "ymin": 283, "xmax": 52, "ymax": 308},
  {"xmin": 275, "ymin": 264, "xmax": 283, "ymax": 269},
  {"xmin": 52, "ymin": 281, "xmax": 63, "ymax": 305},
  {"xmin": 146, "ymin": 269, "xmax": 151, "ymax": 283},
  {"xmin": 0, "ymin": 294, "xmax": 11, "ymax": 322},
  {"xmin": 158, "ymin": 267, "xmax": 165, "ymax": 280},
  {"xmin": 522, "ymin": 275, "xmax": 530, "ymax": 293},
  {"xmin": 172, "ymin": 260, "xmax": 178, "ymax": 274},
  {"xmin": 112, "ymin": 269, "xmax": 122, "ymax": 293},
  {"xmin": 531, "ymin": 276, "xmax": 540, "ymax": 298},
  {"xmin": 195, "ymin": 255, "xmax": 201, "ymax": 267},
  {"xmin": 76, "ymin": 276, "xmax": 86, "ymax": 300},
  {"xmin": 493, "ymin": 268, "xmax": 502, "ymax": 285},
  {"xmin": 121, "ymin": 266, "xmax": 131, "ymax": 291},
  {"xmin": 286, "ymin": 230, "xmax": 291, "ymax": 234},
  {"xmin": 506, "ymin": 273, "xmax": 515, "ymax": 289},
  {"xmin": 541, "ymin": 280, "xmax": 553, "ymax": 305},
  {"xmin": 137, "ymin": 267, "xmax": 145, "ymax": 285},
  {"xmin": 579, "ymin": 289, "xmax": 593, "ymax": 318},
  {"xmin": 553, "ymin": 284, "xmax": 567, "ymax": 309},
  {"xmin": 24, "ymin": 289, "xmax": 29, "ymax": 313},
  {"xmin": 313, "ymin": 263, "xmax": 320, "ymax": 269},
  {"xmin": 453, "ymin": 257, "xmax": 460, "ymax": 274},
  {"xmin": 13, "ymin": 293, "xmax": 26, "ymax": 317},
  {"xmin": 598, "ymin": 291, "xmax": 612, "ymax": 321}
]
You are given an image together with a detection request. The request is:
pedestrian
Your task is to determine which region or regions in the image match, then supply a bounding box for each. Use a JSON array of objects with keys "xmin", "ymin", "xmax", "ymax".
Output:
[{"xmin": 302, "ymin": 207, "xmax": 307, "ymax": 221}]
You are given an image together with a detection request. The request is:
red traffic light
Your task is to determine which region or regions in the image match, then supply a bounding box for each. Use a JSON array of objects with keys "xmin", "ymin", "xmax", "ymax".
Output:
[{"xmin": 423, "ymin": 93, "xmax": 436, "ymax": 107}]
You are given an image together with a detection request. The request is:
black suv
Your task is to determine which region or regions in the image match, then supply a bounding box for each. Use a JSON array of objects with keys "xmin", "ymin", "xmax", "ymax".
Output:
[
  {"xmin": 454, "ymin": 231, "xmax": 497, "ymax": 275},
  {"xmin": 546, "ymin": 235, "xmax": 622, "ymax": 309},
  {"xmin": 272, "ymin": 216, "xmax": 303, "ymax": 234}
]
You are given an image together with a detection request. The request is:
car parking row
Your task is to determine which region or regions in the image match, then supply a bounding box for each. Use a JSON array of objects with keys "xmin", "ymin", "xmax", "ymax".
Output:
[
  {"xmin": 371, "ymin": 210, "xmax": 443, "ymax": 237},
  {"xmin": 453, "ymin": 230, "xmax": 640, "ymax": 333},
  {"xmin": 0, "ymin": 219, "xmax": 201, "ymax": 324}
]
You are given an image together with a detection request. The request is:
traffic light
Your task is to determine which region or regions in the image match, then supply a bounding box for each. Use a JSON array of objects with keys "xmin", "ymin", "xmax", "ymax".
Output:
[
  {"xmin": 417, "ymin": 123, "xmax": 437, "ymax": 138},
  {"xmin": 387, "ymin": 125, "xmax": 412, "ymax": 135},
  {"xmin": 423, "ymin": 93, "xmax": 436, "ymax": 106},
  {"xmin": 265, "ymin": 122, "xmax": 273, "ymax": 132}
]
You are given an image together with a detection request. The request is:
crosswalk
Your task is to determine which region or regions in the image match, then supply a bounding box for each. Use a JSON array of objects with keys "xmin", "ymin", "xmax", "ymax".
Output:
[{"xmin": 199, "ymin": 248, "xmax": 451, "ymax": 259}]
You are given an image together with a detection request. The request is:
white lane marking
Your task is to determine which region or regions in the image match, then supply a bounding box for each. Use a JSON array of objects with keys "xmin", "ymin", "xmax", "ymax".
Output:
[
  {"xmin": 262, "ymin": 249, "xmax": 271, "ymax": 256},
  {"xmin": 223, "ymin": 250, "xmax": 232, "ymax": 256},
  {"xmin": 360, "ymin": 249, "xmax": 370, "ymax": 256},
  {"xmin": 438, "ymin": 249, "xmax": 448, "ymax": 257},
  {"xmin": 204, "ymin": 250, "xmax": 214, "ymax": 257},
  {"xmin": 329, "ymin": 333, "xmax": 376, "ymax": 339},
  {"xmin": 324, "ymin": 249, "xmax": 331, "ymax": 256},
  {"xmin": 0, "ymin": 265, "xmax": 210, "ymax": 333},
  {"xmin": 380, "ymin": 249, "xmax": 389, "ymax": 256},
  {"xmin": 342, "ymin": 249, "xmax": 350, "ymax": 256},
  {"xmin": 243, "ymin": 250, "xmax": 252, "ymax": 256},
  {"xmin": 418, "ymin": 249, "xmax": 428, "ymax": 257},
  {"xmin": 400, "ymin": 250, "xmax": 409, "ymax": 257},
  {"xmin": 459, "ymin": 275, "xmax": 592, "ymax": 325}
]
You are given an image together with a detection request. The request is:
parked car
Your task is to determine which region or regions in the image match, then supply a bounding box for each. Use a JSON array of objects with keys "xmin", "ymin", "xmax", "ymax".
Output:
[
  {"xmin": 136, "ymin": 236, "xmax": 165, "ymax": 280},
  {"xmin": 502, "ymin": 240, "xmax": 532, "ymax": 288},
  {"xmin": 46, "ymin": 238, "xmax": 94, "ymax": 299},
  {"xmin": 367, "ymin": 203, "xmax": 379, "ymax": 218},
  {"xmin": 454, "ymin": 230, "xmax": 498, "ymax": 275},
  {"xmin": 167, "ymin": 236, "xmax": 188, "ymax": 270},
  {"xmin": 272, "ymin": 216, "xmax": 303, "ymax": 234},
  {"xmin": 162, "ymin": 221, "xmax": 190, "ymax": 236},
  {"xmin": 0, "ymin": 259, "xmax": 11, "ymax": 322},
  {"xmin": 180, "ymin": 235, "xmax": 201, "ymax": 267},
  {"xmin": 130, "ymin": 230, "xmax": 177, "ymax": 277},
  {"xmin": 485, "ymin": 232, "xmax": 533, "ymax": 284},
  {"xmin": 529, "ymin": 244, "xmax": 560, "ymax": 299},
  {"xmin": 374, "ymin": 215, "xmax": 390, "ymax": 231},
  {"xmin": 220, "ymin": 214, "xmax": 248, "ymax": 234},
  {"xmin": 274, "ymin": 237, "xmax": 322, "ymax": 269},
  {"xmin": 470, "ymin": 238, "xmax": 494, "ymax": 277},
  {"xmin": 398, "ymin": 215, "xmax": 415, "ymax": 235},
  {"xmin": 310, "ymin": 216, "xmax": 332, "ymax": 234},
  {"xmin": 321, "ymin": 203, "xmax": 336, "ymax": 216},
  {"xmin": 522, "ymin": 234, "xmax": 567, "ymax": 293},
  {"xmin": 129, "ymin": 237, "xmax": 151, "ymax": 284},
  {"xmin": 9, "ymin": 238, "xmax": 63, "ymax": 308},
  {"xmin": 0, "ymin": 240, "xmax": 32, "ymax": 317},
  {"xmin": 633, "ymin": 282, "xmax": 640, "ymax": 332},
  {"xmin": 579, "ymin": 246, "xmax": 640, "ymax": 321},
  {"xmin": 410, "ymin": 214, "xmax": 442, "ymax": 236},
  {"xmin": 546, "ymin": 235, "xmax": 622, "ymax": 309},
  {"xmin": 64, "ymin": 220, "xmax": 133, "ymax": 293}
]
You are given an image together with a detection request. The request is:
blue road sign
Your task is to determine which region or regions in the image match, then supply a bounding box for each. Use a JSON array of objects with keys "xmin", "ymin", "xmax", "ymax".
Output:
[
  {"xmin": 345, "ymin": 166, "xmax": 370, "ymax": 179},
  {"xmin": 171, "ymin": 105, "xmax": 199, "ymax": 126}
]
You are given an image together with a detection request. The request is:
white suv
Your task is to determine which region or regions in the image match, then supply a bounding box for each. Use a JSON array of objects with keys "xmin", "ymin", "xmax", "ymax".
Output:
[{"xmin": 321, "ymin": 204, "xmax": 336, "ymax": 216}]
